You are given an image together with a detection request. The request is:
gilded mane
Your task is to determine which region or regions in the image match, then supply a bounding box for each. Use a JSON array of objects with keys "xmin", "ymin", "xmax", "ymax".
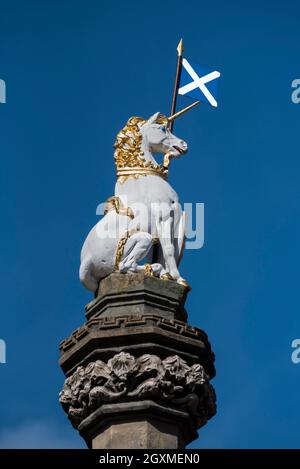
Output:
[{"xmin": 114, "ymin": 116, "xmax": 146, "ymax": 169}]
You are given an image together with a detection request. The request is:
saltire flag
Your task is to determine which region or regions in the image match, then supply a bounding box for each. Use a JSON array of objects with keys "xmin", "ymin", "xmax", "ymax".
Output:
[{"xmin": 178, "ymin": 58, "xmax": 221, "ymax": 108}]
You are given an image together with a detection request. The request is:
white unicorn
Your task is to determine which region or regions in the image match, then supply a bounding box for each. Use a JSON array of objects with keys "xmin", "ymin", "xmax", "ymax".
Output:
[{"xmin": 80, "ymin": 111, "xmax": 189, "ymax": 292}]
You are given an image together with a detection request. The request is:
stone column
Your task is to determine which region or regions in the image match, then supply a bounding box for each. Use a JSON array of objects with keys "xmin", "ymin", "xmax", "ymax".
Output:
[{"xmin": 59, "ymin": 273, "xmax": 216, "ymax": 449}]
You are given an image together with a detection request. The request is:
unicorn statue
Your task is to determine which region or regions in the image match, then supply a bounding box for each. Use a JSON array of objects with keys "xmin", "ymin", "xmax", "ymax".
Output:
[{"xmin": 80, "ymin": 110, "xmax": 190, "ymax": 293}]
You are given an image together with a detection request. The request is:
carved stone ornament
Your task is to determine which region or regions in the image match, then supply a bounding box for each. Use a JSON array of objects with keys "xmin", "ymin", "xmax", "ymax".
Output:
[{"xmin": 59, "ymin": 352, "xmax": 216, "ymax": 429}]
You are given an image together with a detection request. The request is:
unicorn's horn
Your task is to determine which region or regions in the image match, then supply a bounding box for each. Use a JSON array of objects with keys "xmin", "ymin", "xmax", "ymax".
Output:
[{"xmin": 168, "ymin": 101, "xmax": 201, "ymax": 122}]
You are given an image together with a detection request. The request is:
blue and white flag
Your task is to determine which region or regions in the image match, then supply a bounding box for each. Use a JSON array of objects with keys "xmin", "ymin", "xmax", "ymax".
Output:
[{"xmin": 178, "ymin": 58, "xmax": 221, "ymax": 108}]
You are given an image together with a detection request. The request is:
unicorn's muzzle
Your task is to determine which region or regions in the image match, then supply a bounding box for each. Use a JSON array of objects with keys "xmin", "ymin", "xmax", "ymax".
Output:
[{"xmin": 172, "ymin": 140, "xmax": 188, "ymax": 155}]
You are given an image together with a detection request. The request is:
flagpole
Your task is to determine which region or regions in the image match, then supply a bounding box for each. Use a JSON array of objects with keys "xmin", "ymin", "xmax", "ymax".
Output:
[
  {"xmin": 151, "ymin": 40, "xmax": 183, "ymax": 264},
  {"xmin": 168, "ymin": 39, "xmax": 183, "ymax": 132}
]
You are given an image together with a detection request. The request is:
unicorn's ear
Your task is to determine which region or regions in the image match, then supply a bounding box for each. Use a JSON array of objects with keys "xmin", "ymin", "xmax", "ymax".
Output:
[{"xmin": 147, "ymin": 112, "xmax": 160, "ymax": 124}]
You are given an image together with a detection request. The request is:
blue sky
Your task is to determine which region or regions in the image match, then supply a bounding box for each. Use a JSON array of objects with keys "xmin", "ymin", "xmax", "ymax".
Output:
[{"xmin": 0, "ymin": 0, "xmax": 300, "ymax": 448}]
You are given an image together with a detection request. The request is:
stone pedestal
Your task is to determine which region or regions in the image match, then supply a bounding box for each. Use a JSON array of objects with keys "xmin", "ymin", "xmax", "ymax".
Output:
[
  {"xmin": 80, "ymin": 401, "xmax": 190, "ymax": 449},
  {"xmin": 59, "ymin": 272, "xmax": 216, "ymax": 449},
  {"xmin": 92, "ymin": 418, "xmax": 181, "ymax": 450}
]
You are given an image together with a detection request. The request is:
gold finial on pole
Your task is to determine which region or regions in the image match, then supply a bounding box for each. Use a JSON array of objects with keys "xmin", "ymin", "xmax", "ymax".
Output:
[
  {"xmin": 177, "ymin": 38, "xmax": 183, "ymax": 57},
  {"xmin": 168, "ymin": 100, "xmax": 201, "ymax": 122}
]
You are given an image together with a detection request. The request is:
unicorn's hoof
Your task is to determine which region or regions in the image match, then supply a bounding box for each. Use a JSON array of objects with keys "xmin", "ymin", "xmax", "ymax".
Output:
[
  {"xmin": 161, "ymin": 272, "xmax": 173, "ymax": 281},
  {"xmin": 151, "ymin": 263, "xmax": 164, "ymax": 276},
  {"xmin": 177, "ymin": 278, "xmax": 191, "ymax": 290}
]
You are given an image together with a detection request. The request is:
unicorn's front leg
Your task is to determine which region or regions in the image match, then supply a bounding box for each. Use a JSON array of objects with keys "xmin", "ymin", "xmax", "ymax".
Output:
[{"xmin": 156, "ymin": 217, "xmax": 190, "ymax": 289}]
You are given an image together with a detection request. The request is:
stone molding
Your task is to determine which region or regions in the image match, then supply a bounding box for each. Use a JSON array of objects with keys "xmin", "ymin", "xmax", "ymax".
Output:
[{"xmin": 60, "ymin": 314, "xmax": 210, "ymax": 354}]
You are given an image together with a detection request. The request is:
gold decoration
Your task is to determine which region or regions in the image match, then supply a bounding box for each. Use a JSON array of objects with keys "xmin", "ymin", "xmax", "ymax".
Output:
[
  {"xmin": 162, "ymin": 151, "xmax": 176, "ymax": 170},
  {"xmin": 114, "ymin": 116, "xmax": 168, "ymax": 183},
  {"xmin": 104, "ymin": 196, "xmax": 134, "ymax": 219},
  {"xmin": 117, "ymin": 167, "xmax": 168, "ymax": 183},
  {"xmin": 144, "ymin": 263, "xmax": 154, "ymax": 276}
]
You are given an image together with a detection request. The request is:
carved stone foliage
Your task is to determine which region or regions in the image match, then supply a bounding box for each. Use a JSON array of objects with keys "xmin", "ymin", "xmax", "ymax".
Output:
[{"xmin": 59, "ymin": 352, "xmax": 216, "ymax": 429}]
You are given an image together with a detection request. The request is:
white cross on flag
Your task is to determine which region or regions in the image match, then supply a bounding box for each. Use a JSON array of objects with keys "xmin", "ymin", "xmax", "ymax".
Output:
[{"xmin": 178, "ymin": 58, "xmax": 221, "ymax": 108}]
